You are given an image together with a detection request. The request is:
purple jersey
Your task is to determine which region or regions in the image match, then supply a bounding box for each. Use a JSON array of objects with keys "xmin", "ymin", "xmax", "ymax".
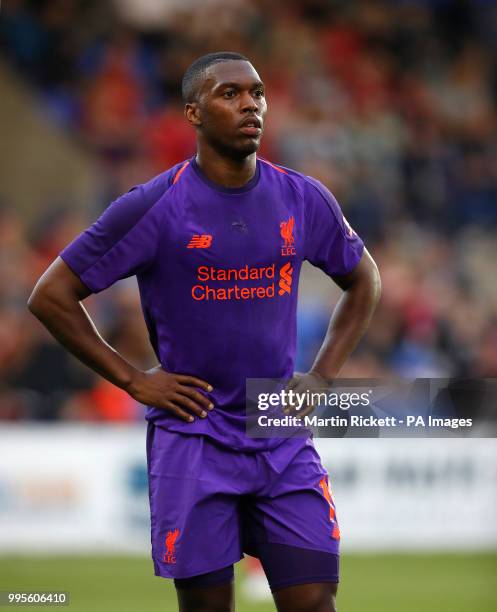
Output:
[{"xmin": 61, "ymin": 157, "xmax": 364, "ymax": 450}]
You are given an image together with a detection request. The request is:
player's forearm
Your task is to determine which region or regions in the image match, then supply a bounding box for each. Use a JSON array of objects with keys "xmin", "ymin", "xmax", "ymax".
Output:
[
  {"xmin": 310, "ymin": 259, "xmax": 381, "ymax": 380},
  {"xmin": 28, "ymin": 283, "xmax": 138, "ymax": 391}
]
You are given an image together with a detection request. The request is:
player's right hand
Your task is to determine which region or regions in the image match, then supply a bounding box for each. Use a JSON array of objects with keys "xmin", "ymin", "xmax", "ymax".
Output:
[
  {"xmin": 126, "ymin": 366, "xmax": 214, "ymax": 422},
  {"xmin": 284, "ymin": 371, "xmax": 331, "ymax": 417}
]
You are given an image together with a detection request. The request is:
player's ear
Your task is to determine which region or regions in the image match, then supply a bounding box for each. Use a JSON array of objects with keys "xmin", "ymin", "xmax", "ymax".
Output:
[{"xmin": 185, "ymin": 103, "xmax": 202, "ymax": 127}]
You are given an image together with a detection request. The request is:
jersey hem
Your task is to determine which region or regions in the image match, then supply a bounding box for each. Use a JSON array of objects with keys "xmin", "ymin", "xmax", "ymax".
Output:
[{"xmin": 153, "ymin": 555, "xmax": 243, "ymax": 580}]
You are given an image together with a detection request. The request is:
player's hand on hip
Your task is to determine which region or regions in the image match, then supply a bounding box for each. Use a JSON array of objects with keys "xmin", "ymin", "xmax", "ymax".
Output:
[
  {"xmin": 126, "ymin": 366, "xmax": 214, "ymax": 422},
  {"xmin": 285, "ymin": 371, "xmax": 331, "ymax": 417}
]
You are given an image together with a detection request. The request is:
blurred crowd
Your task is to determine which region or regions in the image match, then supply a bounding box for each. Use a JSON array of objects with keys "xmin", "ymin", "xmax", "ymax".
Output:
[{"xmin": 1, "ymin": 0, "xmax": 496, "ymax": 420}]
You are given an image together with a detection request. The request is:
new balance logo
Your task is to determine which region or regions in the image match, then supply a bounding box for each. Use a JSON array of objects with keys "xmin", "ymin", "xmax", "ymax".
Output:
[{"xmin": 187, "ymin": 234, "xmax": 212, "ymax": 249}]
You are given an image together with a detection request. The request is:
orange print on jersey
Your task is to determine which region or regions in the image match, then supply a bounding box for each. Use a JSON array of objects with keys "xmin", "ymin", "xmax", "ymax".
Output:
[
  {"xmin": 187, "ymin": 234, "xmax": 212, "ymax": 249},
  {"xmin": 280, "ymin": 216, "xmax": 296, "ymax": 256},
  {"xmin": 190, "ymin": 263, "xmax": 294, "ymax": 302},
  {"xmin": 278, "ymin": 262, "xmax": 293, "ymax": 295},
  {"xmin": 173, "ymin": 161, "xmax": 190, "ymax": 184},
  {"xmin": 319, "ymin": 476, "xmax": 335, "ymax": 520},
  {"xmin": 259, "ymin": 158, "xmax": 288, "ymax": 174},
  {"xmin": 163, "ymin": 528, "xmax": 180, "ymax": 564},
  {"xmin": 319, "ymin": 476, "xmax": 340, "ymax": 540}
]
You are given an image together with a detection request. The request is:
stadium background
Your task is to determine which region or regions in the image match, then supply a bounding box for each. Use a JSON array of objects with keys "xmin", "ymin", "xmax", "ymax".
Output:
[{"xmin": 0, "ymin": 1, "xmax": 496, "ymax": 610}]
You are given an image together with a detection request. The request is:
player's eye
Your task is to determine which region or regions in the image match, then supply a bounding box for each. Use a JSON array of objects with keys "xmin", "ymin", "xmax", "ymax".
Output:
[
  {"xmin": 223, "ymin": 90, "xmax": 236, "ymax": 98},
  {"xmin": 254, "ymin": 89, "xmax": 264, "ymax": 98}
]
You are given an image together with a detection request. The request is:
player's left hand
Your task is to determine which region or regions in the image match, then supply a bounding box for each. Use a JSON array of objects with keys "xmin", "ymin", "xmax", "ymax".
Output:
[{"xmin": 284, "ymin": 371, "xmax": 332, "ymax": 417}]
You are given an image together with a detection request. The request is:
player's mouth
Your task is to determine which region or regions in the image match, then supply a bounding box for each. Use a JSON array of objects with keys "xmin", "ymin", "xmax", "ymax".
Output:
[{"xmin": 238, "ymin": 116, "xmax": 262, "ymax": 137}]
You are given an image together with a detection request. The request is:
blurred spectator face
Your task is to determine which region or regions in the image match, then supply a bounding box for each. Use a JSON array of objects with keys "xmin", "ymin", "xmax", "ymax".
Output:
[{"xmin": 187, "ymin": 60, "xmax": 267, "ymax": 158}]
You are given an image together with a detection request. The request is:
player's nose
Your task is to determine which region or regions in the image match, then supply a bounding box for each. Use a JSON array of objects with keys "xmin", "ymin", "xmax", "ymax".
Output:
[{"xmin": 239, "ymin": 91, "xmax": 259, "ymax": 113}]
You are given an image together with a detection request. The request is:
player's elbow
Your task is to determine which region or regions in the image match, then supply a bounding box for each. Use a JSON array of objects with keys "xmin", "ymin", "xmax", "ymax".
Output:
[
  {"xmin": 347, "ymin": 252, "xmax": 382, "ymax": 308},
  {"xmin": 28, "ymin": 274, "xmax": 65, "ymax": 321},
  {"xmin": 27, "ymin": 278, "xmax": 52, "ymax": 319},
  {"xmin": 29, "ymin": 257, "xmax": 87, "ymax": 320},
  {"xmin": 358, "ymin": 250, "xmax": 382, "ymax": 309},
  {"xmin": 369, "ymin": 258, "xmax": 382, "ymax": 307},
  {"xmin": 27, "ymin": 291, "xmax": 37, "ymax": 315}
]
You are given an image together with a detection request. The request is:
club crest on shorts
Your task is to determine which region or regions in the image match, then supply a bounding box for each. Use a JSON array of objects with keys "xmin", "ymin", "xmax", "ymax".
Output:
[
  {"xmin": 280, "ymin": 216, "xmax": 296, "ymax": 256},
  {"xmin": 163, "ymin": 528, "xmax": 180, "ymax": 564}
]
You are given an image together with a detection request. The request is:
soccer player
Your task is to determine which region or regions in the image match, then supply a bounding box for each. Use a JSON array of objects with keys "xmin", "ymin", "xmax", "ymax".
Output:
[{"xmin": 28, "ymin": 52, "xmax": 381, "ymax": 612}]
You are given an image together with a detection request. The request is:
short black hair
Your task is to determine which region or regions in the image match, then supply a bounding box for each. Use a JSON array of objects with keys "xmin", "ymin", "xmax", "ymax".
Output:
[{"xmin": 181, "ymin": 52, "xmax": 250, "ymax": 104}]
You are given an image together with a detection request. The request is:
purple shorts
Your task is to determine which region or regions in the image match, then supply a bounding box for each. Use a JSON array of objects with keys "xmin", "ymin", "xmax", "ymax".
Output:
[{"xmin": 146, "ymin": 423, "xmax": 340, "ymax": 581}]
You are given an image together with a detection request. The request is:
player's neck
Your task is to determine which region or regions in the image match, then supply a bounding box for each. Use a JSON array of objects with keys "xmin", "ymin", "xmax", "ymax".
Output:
[{"xmin": 195, "ymin": 148, "xmax": 256, "ymax": 189}]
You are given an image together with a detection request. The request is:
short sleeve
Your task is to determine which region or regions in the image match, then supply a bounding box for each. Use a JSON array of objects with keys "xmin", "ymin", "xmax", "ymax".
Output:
[
  {"xmin": 60, "ymin": 185, "xmax": 163, "ymax": 293},
  {"xmin": 304, "ymin": 177, "xmax": 364, "ymax": 277}
]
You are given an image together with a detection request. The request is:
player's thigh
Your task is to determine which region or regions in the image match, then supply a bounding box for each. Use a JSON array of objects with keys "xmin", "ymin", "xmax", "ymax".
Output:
[
  {"xmin": 273, "ymin": 582, "xmax": 337, "ymax": 612},
  {"xmin": 175, "ymin": 568, "xmax": 235, "ymax": 612},
  {"xmin": 248, "ymin": 541, "xmax": 339, "ymax": 600},
  {"xmin": 176, "ymin": 583, "xmax": 234, "ymax": 612}
]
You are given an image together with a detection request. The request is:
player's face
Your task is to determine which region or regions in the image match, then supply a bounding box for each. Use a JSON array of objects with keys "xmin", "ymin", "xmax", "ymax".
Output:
[{"xmin": 188, "ymin": 61, "xmax": 267, "ymax": 158}]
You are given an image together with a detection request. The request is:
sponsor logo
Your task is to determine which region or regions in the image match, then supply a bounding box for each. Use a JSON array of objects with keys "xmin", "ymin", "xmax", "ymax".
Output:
[
  {"xmin": 187, "ymin": 234, "xmax": 212, "ymax": 249},
  {"xmin": 163, "ymin": 528, "xmax": 180, "ymax": 564},
  {"xmin": 278, "ymin": 262, "xmax": 293, "ymax": 295},
  {"xmin": 191, "ymin": 263, "xmax": 294, "ymax": 301},
  {"xmin": 280, "ymin": 216, "xmax": 296, "ymax": 256}
]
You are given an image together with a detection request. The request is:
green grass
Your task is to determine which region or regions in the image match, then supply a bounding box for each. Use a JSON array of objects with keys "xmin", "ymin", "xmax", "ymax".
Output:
[{"xmin": 0, "ymin": 553, "xmax": 496, "ymax": 611}]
